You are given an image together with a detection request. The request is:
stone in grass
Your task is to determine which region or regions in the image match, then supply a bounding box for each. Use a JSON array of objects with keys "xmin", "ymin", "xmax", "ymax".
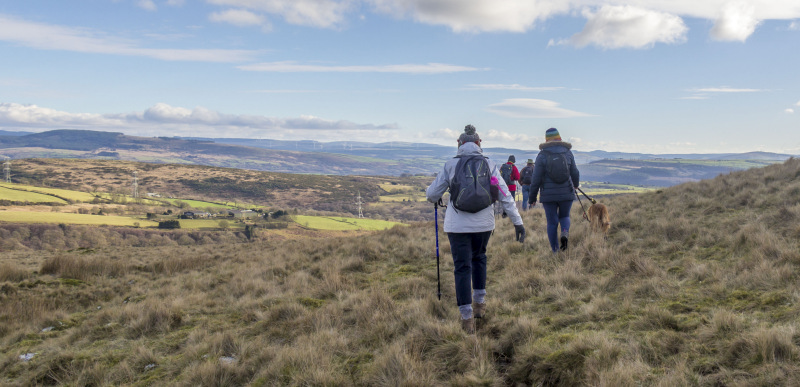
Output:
[
  {"xmin": 19, "ymin": 353, "xmax": 36, "ymax": 362},
  {"xmin": 219, "ymin": 356, "xmax": 237, "ymax": 365},
  {"xmin": 144, "ymin": 363, "xmax": 157, "ymax": 372}
]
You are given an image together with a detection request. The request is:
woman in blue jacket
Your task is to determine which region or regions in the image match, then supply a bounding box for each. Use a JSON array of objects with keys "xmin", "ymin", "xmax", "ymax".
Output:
[{"xmin": 527, "ymin": 128, "xmax": 580, "ymax": 252}]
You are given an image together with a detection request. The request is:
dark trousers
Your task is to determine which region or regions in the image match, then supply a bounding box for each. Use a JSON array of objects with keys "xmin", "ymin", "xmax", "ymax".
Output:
[
  {"xmin": 542, "ymin": 200, "xmax": 573, "ymax": 252},
  {"xmin": 447, "ymin": 231, "xmax": 492, "ymax": 306}
]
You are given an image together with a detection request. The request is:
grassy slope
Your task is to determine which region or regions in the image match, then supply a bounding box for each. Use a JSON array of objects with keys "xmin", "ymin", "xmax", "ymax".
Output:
[
  {"xmin": 0, "ymin": 183, "xmax": 98, "ymax": 203},
  {"xmin": 7, "ymin": 158, "xmax": 394, "ymax": 211},
  {"xmin": 2, "ymin": 159, "xmax": 800, "ymax": 385},
  {"xmin": 0, "ymin": 187, "xmax": 67, "ymax": 204},
  {"xmin": 293, "ymin": 215, "xmax": 403, "ymax": 231},
  {"xmin": 0, "ymin": 211, "xmax": 157, "ymax": 227}
]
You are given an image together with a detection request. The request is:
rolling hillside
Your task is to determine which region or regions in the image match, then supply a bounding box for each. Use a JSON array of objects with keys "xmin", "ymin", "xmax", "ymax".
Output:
[
  {"xmin": 0, "ymin": 130, "xmax": 438, "ymax": 176},
  {"xmin": 1, "ymin": 158, "xmax": 799, "ymax": 385},
  {"xmin": 1, "ymin": 158, "xmax": 438, "ymax": 221},
  {"xmin": 1, "ymin": 130, "xmax": 793, "ymax": 183}
]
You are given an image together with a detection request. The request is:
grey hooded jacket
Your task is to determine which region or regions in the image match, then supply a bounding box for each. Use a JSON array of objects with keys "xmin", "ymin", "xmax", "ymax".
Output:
[{"xmin": 426, "ymin": 142, "xmax": 523, "ymax": 233}]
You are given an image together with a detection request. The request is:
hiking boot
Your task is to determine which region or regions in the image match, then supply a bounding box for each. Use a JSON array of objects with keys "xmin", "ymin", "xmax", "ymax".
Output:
[
  {"xmin": 461, "ymin": 317, "xmax": 475, "ymax": 334},
  {"xmin": 473, "ymin": 302, "xmax": 486, "ymax": 319},
  {"xmin": 560, "ymin": 236, "xmax": 568, "ymax": 251}
]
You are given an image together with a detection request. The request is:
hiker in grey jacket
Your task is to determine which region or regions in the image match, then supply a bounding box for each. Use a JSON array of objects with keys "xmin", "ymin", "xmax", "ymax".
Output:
[
  {"xmin": 426, "ymin": 125, "xmax": 525, "ymax": 334},
  {"xmin": 528, "ymin": 128, "xmax": 580, "ymax": 252}
]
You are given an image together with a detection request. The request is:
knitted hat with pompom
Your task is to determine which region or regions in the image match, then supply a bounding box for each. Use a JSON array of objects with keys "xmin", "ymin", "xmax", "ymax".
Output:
[{"xmin": 458, "ymin": 125, "xmax": 481, "ymax": 145}]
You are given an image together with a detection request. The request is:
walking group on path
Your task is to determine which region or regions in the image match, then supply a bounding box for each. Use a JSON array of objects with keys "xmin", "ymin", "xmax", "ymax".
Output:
[{"xmin": 426, "ymin": 125, "xmax": 580, "ymax": 333}]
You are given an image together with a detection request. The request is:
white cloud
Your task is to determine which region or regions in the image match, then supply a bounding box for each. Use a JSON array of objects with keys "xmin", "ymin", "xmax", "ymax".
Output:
[
  {"xmin": 0, "ymin": 14, "xmax": 259, "ymax": 62},
  {"xmin": 482, "ymin": 129, "xmax": 532, "ymax": 143},
  {"xmin": 166, "ymin": 0, "xmax": 185, "ymax": 6},
  {"xmin": 207, "ymin": 0, "xmax": 353, "ymax": 28},
  {"xmin": 786, "ymin": 108, "xmax": 795, "ymax": 114},
  {"xmin": 432, "ymin": 127, "xmax": 535, "ymax": 147},
  {"xmin": 486, "ymin": 99, "xmax": 592, "ymax": 118},
  {"xmin": 209, "ymin": 9, "xmax": 267, "ymax": 27},
  {"xmin": 796, "ymin": 100, "xmax": 800, "ymax": 106},
  {"xmin": 0, "ymin": 103, "xmax": 397, "ymax": 137},
  {"xmin": 559, "ymin": 5, "xmax": 687, "ymax": 49},
  {"xmin": 690, "ymin": 87, "xmax": 763, "ymax": 93},
  {"xmin": 710, "ymin": 1, "xmax": 761, "ymax": 42},
  {"xmin": 237, "ymin": 61, "xmax": 484, "ymax": 73},
  {"xmin": 434, "ymin": 128, "xmax": 461, "ymax": 142},
  {"xmin": 369, "ymin": 0, "xmax": 570, "ymax": 33},
  {"xmin": 683, "ymin": 86, "xmax": 765, "ymax": 100},
  {"xmin": 137, "ymin": 0, "xmax": 157, "ymax": 11},
  {"xmin": 791, "ymin": 21, "xmax": 800, "ymax": 30},
  {"xmin": 186, "ymin": 1, "xmax": 800, "ymax": 47},
  {"xmin": 465, "ymin": 84, "xmax": 565, "ymax": 92}
]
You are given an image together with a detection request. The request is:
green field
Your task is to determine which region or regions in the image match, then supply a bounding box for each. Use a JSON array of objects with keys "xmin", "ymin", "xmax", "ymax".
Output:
[
  {"xmin": 0, "ymin": 211, "xmax": 158, "ymax": 227},
  {"xmin": 0, "ymin": 186, "xmax": 68, "ymax": 203},
  {"xmin": 293, "ymin": 215, "xmax": 403, "ymax": 231},
  {"xmin": 579, "ymin": 182, "xmax": 654, "ymax": 196},
  {"xmin": 378, "ymin": 183, "xmax": 418, "ymax": 193},
  {"xmin": 178, "ymin": 219, "xmax": 244, "ymax": 230},
  {"xmin": 0, "ymin": 182, "xmax": 96, "ymax": 202}
]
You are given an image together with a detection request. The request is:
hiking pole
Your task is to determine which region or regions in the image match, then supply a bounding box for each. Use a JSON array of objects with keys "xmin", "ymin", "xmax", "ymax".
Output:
[{"xmin": 434, "ymin": 199, "xmax": 443, "ymax": 300}]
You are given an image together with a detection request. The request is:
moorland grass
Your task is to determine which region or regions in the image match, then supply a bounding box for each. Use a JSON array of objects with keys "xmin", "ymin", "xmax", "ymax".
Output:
[{"xmin": 1, "ymin": 158, "xmax": 800, "ymax": 385}]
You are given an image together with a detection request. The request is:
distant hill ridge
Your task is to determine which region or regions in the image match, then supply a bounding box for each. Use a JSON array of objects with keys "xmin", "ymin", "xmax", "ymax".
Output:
[{"xmin": 0, "ymin": 129, "xmax": 794, "ymax": 183}]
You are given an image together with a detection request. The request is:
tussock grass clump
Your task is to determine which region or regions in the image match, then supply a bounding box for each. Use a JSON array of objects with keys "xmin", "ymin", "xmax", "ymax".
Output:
[
  {"xmin": 0, "ymin": 262, "xmax": 30, "ymax": 283},
  {"xmin": 3, "ymin": 159, "xmax": 800, "ymax": 384},
  {"xmin": 40, "ymin": 253, "xmax": 130, "ymax": 281}
]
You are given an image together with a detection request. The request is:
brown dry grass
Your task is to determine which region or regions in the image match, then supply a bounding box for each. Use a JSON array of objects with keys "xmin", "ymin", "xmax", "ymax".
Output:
[{"xmin": 1, "ymin": 158, "xmax": 800, "ymax": 385}]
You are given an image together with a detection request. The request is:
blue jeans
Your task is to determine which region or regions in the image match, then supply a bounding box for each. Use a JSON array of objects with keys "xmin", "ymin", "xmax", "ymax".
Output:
[
  {"xmin": 447, "ymin": 231, "xmax": 492, "ymax": 306},
  {"xmin": 542, "ymin": 201, "xmax": 573, "ymax": 252},
  {"xmin": 521, "ymin": 185, "xmax": 531, "ymax": 210}
]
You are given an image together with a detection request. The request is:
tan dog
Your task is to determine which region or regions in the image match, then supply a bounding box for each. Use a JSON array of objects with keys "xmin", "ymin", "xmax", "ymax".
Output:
[{"xmin": 587, "ymin": 203, "xmax": 611, "ymax": 235}]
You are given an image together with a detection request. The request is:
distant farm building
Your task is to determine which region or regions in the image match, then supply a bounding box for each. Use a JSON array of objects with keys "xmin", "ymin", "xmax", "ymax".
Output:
[{"xmin": 182, "ymin": 211, "xmax": 212, "ymax": 219}]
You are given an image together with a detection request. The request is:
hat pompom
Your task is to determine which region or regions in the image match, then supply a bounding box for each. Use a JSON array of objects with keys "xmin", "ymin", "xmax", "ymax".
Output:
[{"xmin": 458, "ymin": 124, "xmax": 481, "ymax": 145}]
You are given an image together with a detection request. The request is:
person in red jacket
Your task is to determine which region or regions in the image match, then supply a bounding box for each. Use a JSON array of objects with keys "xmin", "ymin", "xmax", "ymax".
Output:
[
  {"xmin": 499, "ymin": 155, "xmax": 520, "ymax": 217},
  {"xmin": 500, "ymin": 155, "xmax": 520, "ymax": 201}
]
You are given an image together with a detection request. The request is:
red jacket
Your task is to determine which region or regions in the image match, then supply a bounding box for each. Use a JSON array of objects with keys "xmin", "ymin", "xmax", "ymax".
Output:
[{"xmin": 504, "ymin": 162, "xmax": 520, "ymax": 192}]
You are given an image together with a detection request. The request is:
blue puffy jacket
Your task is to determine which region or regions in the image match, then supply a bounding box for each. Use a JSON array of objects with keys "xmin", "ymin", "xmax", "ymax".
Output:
[{"xmin": 527, "ymin": 141, "xmax": 580, "ymax": 203}]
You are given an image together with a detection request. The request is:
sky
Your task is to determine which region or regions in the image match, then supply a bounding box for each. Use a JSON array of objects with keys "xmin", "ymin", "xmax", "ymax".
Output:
[{"xmin": 0, "ymin": 0, "xmax": 799, "ymax": 154}]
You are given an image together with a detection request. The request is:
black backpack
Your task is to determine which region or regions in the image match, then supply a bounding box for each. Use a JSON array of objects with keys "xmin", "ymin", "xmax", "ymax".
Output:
[
  {"xmin": 499, "ymin": 163, "xmax": 513, "ymax": 186},
  {"xmin": 519, "ymin": 166, "xmax": 534, "ymax": 185},
  {"xmin": 450, "ymin": 155, "xmax": 494, "ymax": 213},
  {"xmin": 545, "ymin": 152, "xmax": 570, "ymax": 184}
]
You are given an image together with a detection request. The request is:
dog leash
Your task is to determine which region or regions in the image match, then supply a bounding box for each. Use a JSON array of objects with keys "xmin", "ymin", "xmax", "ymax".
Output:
[
  {"xmin": 574, "ymin": 188, "xmax": 590, "ymax": 222},
  {"xmin": 576, "ymin": 187, "xmax": 597, "ymax": 205}
]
